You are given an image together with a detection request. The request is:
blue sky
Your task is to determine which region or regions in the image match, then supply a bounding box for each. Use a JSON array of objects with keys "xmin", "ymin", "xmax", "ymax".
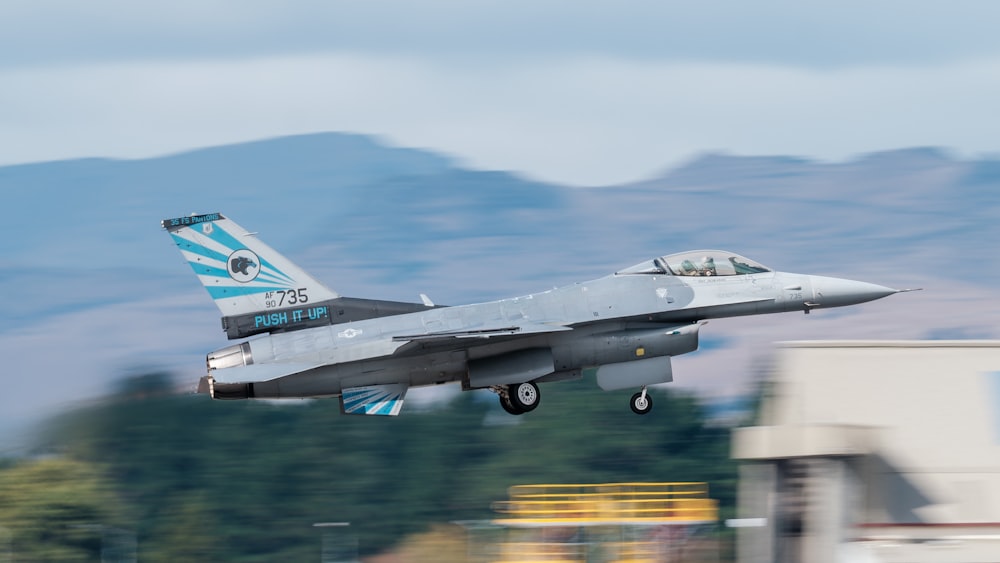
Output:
[{"xmin": 2, "ymin": 1, "xmax": 999, "ymax": 185}]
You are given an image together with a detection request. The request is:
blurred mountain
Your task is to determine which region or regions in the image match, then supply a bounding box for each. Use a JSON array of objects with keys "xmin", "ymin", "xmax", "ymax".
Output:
[
  {"xmin": 3, "ymin": 134, "xmax": 995, "ymax": 296},
  {"xmin": 0, "ymin": 133, "xmax": 452, "ymax": 267},
  {"xmin": 622, "ymin": 147, "xmax": 993, "ymax": 266},
  {"xmin": 1, "ymin": 132, "xmax": 998, "ymax": 442}
]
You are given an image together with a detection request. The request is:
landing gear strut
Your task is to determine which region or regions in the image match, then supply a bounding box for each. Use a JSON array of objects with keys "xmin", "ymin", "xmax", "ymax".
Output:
[
  {"xmin": 493, "ymin": 382, "xmax": 541, "ymax": 415},
  {"xmin": 630, "ymin": 387, "xmax": 653, "ymax": 415}
]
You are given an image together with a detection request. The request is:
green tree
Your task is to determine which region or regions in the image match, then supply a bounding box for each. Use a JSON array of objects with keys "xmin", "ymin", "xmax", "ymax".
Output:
[
  {"xmin": 0, "ymin": 457, "xmax": 128, "ymax": 561},
  {"xmin": 41, "ymin": 371, "xmax": 738, "ymax": 559}
]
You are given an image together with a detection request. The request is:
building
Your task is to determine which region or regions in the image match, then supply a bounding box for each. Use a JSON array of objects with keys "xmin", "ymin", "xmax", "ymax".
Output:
[{"xmin": 732, "ymin": 341, "xmax": 1000, "ymax": 563}]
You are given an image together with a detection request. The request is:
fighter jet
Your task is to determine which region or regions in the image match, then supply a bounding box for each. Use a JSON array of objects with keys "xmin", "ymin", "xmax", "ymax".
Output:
[{"xmin": 164, "ymin": 213, "xmax": 912, "ymax": 416}]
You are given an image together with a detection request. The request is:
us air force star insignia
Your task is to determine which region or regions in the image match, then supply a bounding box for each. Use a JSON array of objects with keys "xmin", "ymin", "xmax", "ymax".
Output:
[{"xmin": 228, "ymin": 249, "xmax": 260, "ymax": 283}]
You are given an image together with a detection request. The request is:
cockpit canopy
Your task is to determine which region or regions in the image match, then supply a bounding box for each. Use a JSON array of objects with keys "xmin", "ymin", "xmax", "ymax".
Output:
[{"xmin": 618, "ymin": 250, "xmax": 772, "ymax": 277}]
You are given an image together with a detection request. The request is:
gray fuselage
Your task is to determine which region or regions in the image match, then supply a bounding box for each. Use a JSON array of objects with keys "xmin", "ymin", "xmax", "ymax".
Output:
[{"xmin": 207, "ymin": 268, "xmax": 895, "ymax": 399}]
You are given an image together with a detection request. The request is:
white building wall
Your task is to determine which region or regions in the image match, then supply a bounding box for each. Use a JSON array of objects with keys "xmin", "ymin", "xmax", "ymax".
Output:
[
  {"xmin": 735, "ymin": 341, "xmax": 1000, "ymax": 563},
  {"xmin": 762, "ymin": 341, "xmax": 1000, "ymax": 525}
]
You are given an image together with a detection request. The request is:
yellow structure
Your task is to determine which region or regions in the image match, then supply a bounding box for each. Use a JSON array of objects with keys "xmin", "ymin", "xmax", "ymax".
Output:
[
  {"xmin": 493, "ymin": 483, "xmax": 717, "ymax": 527},
  {"xmin": 488, "ymin": 483, "xmax": 718, "ymax": 563}
]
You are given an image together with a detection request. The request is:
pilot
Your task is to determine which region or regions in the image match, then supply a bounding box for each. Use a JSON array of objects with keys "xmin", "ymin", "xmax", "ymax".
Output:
[
  {"xmin": 680, "ymin": 260, "xmax": 698, "ymax": 275},
  {"xmin": 700, "ymin": 256, "xmax": 716, "ymax": 276}
]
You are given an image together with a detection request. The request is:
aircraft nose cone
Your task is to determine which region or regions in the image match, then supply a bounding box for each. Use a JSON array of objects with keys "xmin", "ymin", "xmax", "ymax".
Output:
[{"xmin": 809, "ymin": 275, "xmax": 898, "ymax": 307}]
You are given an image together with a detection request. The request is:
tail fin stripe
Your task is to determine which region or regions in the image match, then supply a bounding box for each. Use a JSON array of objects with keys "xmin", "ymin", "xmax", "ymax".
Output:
[
  {"xmin": 184, "ymin": 223, "xmax": 296, "ymax": 286},
  {"xmin": 247, "ymin": 271, "xmax": 298, "ymax": 286},
  {"xmin": 189, "ymin": 259, "xmax": 296, "ymax": 288},
  {"xmin": 204, "ymin": 227, "xmax": 296, "ymax": 284},
  {"xmin": 177, "ymin": 231, "xmax": 240, "ymax": 260},
  {"xmin": 191, "ymin": 262, "xmax": 297, "ymax": 288},
  {"xmin": 181, "ymin": 247, "xmax": 296, "ymax": 288},
  {"xmin": 200, "ymin": 223, "xmax": 253, "ymax": 257},
  {"xmin": 170, "ymin": 233, "xmax": 229, "ymax": 263},
  {"xmin": 251, "ymin": 257, "xmax": 295, "ymax": 286},
  {"xmin": 191, "ymin": 263, "xmax": 230, "ymax": 279},
  {"xmin": 206, "ymin": 285, "xmax": 294, "ymax": 299},
  {"xmin": 177, "ymin": 228, "xmax": 297, "ymax": 287}
]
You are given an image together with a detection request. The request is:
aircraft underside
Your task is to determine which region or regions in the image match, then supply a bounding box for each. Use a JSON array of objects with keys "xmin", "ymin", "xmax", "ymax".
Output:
[{"xmin": 202, "ymin": 321, "xmax": 701, "ymax": 416}]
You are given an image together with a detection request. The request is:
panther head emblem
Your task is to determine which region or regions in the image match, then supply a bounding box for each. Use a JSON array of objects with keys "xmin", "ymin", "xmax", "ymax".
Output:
[{"xmin": 227, "ymin": 249, "xmax": 260, "ymax": 282}]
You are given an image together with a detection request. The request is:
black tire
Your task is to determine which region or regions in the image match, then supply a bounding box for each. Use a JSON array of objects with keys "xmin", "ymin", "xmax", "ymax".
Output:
[
  {"xmin": 509, "ymin": 382, "xmax": 540, "ymax": 413},
  {"xmin": 500, "ymin": 394, "xmax": 524, "ymax": 415},
  {"xmin": 630, "ymin": 392, "xmax": 653, "ymax": 415}
]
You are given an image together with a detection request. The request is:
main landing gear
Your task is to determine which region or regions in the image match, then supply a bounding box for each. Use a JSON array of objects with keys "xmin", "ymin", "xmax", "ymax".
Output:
[
  {"xmin": 492, "ymin": 382, "xmax": 653, "ymax": 415},
  {"xmin": 494, "ymin": 382, "xmax": 540, "ymax": 415},
  {"xmin": 630, "ymin": 386, "xmax": 653, "ymax": 415}
]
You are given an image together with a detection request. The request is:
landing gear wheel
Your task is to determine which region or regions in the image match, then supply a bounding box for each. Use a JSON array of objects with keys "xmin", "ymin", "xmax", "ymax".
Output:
[
  {"xmin": 500, "ymin": 393, "xmax": 524, "ymax": 415},
  {"xmin": 509, "ymin": 382, "xmax": 540, "ymax": 413},
  {"xmin": 630, "ymin": 391, "xmax": 653, "ymax": 415}
]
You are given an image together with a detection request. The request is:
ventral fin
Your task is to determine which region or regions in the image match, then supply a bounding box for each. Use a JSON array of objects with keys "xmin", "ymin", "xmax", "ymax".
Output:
[{"xmin": 340, "ymin": 384, "xmax": 408, "ymax": 416}]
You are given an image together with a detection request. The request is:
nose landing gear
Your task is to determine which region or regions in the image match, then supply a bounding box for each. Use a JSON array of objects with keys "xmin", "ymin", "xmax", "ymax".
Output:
[{"xmin": 630, "ymin": 387, "xmax": 653, "ymax": 415}]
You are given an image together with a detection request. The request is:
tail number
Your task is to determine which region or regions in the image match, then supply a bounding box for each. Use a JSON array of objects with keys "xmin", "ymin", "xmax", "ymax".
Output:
[{"xmin": 265, "ymin": 289, "xmax": 309, "ymax": 308}]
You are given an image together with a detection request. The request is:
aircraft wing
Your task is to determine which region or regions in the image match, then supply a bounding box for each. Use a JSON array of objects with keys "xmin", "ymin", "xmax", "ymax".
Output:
[
  {"xmin": 391, "ymin": 322, "xmax": 573, "ymax": 354},
  {"xmin": 392, "ymin": 322, "xmax": 571, "ymax": 342}
]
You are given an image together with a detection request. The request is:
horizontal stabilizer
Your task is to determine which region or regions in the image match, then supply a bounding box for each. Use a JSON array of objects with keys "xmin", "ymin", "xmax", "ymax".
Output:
[{"xmin": 340, "ymin": 384, "xmax": 408, "ymax": 416}]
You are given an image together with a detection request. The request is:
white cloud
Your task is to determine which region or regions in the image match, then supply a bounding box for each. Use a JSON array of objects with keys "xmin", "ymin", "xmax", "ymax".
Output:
[
  {"xmin": 1, "ymin": 54, "xmax": 999, "ymax": 185},
  {"xmin": 3, "ymin": 1, "xmax": 1000, "ymax": 69}
]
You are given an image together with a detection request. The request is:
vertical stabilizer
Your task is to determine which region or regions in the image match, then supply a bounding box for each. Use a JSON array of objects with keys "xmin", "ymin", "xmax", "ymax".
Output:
[{"xmin": 162, "ymin": 213, "xmax": 339, "ymax": 317}]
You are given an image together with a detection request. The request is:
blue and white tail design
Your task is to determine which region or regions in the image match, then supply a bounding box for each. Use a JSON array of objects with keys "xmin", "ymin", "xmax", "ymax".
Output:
[
  {"xmin": 162, "ymin": 213, "xmax": 339, "ymax": 316},
  {"xmin": 340, "ymin": 384, "xmax": 408, "ymax": 416}
]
